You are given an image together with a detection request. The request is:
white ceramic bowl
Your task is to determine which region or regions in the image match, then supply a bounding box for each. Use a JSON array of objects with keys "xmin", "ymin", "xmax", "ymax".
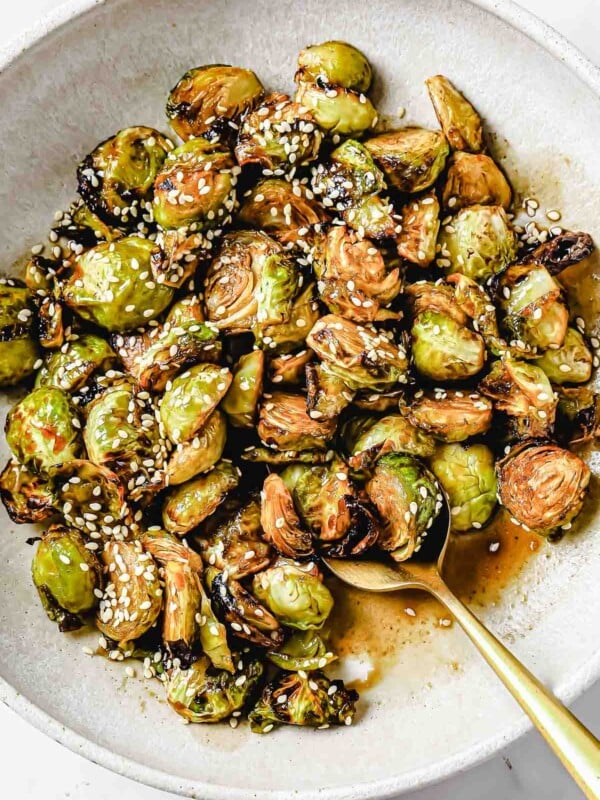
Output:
[{"xmin": 1, "ymin": 1, "xmax": 599, "ymax": 798}]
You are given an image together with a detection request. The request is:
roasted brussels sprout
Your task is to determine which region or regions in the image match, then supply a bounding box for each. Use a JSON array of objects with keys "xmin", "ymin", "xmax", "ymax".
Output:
[
  {"xmin": 283, "ymin": 464, "xmax": 327, "ymax": 531},
  {"xmin": 307, "ymin": 314, "xmax": 409, "ymax": 391},
  {"xmin": 366, "ymin": 454, "xmax": 442, "ymax": 561},
  {"xmin": 258, "ymin": 392, "xmax": 336, "ymax": 451},
  {"xmin": 166, "ymin": 654, "xmax": 263, "ymax": 723},
  {"xmin": 259, "ymin": 282, "xmax": 321, "ymax": 354},
  {"xmin": 344, "ymin": 193, "xmax": 398, "ymax": 240},
  {"xmin": 312, "ymin": 139, "xmax": 385, "ymax": 210},
  {"xmin": 221, "ymin": 350, "xmax": 264, "ymax": 428},
  {"xmin": 347, "ymin": 414, "xmax": 436, "ymax": 470},
  {"xmin": 0, "ymin": 459, "xmax": 56, "ymax": 524},
  {"xmin": 260, "ymin": 474, "xmax": 314, "ymax": 557},
  {"xmin": 140, "ymin": 526, "xmax": 204, "ymax": 573},
  {"xmin": 241, "ymin": 445, "xmax": 334, "ymax": 465},
  {"xmin": 267, "ymin": 630, "xmax": 336, "ymax": 672},
  {"xmin": 405, "ymin": 390, "xmax": 493, "ymax": 442},
  {"xmin": 166, "ymin": 65, "xmax": 264, "ymax": 141},
  {"xmin": 197, "ymin": 584, "xmax": 235, "ymax": 673},
  {"xmin": 249, "ymin": 670, "xmax": 357, "ymax": 733},
  {"xmin": 6, "ymin": 387, "xmax": 81, "ymax": 473},
  {"xmin": 160, "ymin": 364, "xmax": 232, "ymax": 444},
  {"xmin": 166, "ymin": 410, "xmax": 228, "ymax": 486},
  {"xmin": 0, "ymin": 281, "xmax": 41, "ymax": 387},
  {"xmin": 425, "ymin": 75, "xmax": 483, "ymax": 152},
  {"xmin": 150, "ymin": 227, "xmax": 210, "ymax": 289},
  {"xmin": 35, "ymin": 334, "xmax": 116, "ymax": 393},
  {"xmin": 555, "ymin": 386, "xmax": 600, "ymax": 445},
  {"xmin": 77, "ymin": 126, "xmax": 172, "ymax": 226},
  {"xmin": 296, "ymin": 41, "xmax": 372, "ymax": 92},
  {"xmin": 209, "ymin": 570, "xmax": 284, "ymax": 648},
  {"xmin": 320, "ymin": 494, "xmax": 381, "ymax": 556},
  {"xmin": 269, "ymin": 349, "xmax": 313, "ymax": 386},
  {"xmin": 411, "ymin": 311, "xmax": 486, "ymax": 381},
  {"xmin": 253, "ymin": 559, "xmax": 333, "ymax": 630},
  {"xmin": 162, "ymin": 460, "xmax": 240, "ymax": 535},
  {"xmin": 313, "ymin": 457, "xmax": 354, "ymax": 541},
  {"xmin": 294, "ymin": 83, "xmax": 377, "ymax": 137},
  {"xmin": 438, "ymin": 205, "xmax": 518, "ymax": 281},
  {"xmin": 498, "ymin": 444, "xmax": 590, "ymax": 532},
  {"xmin": 443, "ymin": 152, "xmax": 511, "ymax": 211},
  {"xmin": 253, "ymin": 254, "xmax": 300, "ymax": 345},
  {"xmin": 64, "ymin": 237, "xmax": 174, "ymax": 332},
  {"xmin": 396, "ymin": 191, "xmax": 440, "ymax": 265},
  {"xmin": 32, "ymin": 524, "xmax": 103, "ymax": 632},
  {"xmin": 534, "ymin": 327, "xmax": 593, "ymax": 384},
  {"xmin": 306, "ymin": 363, "xmax": 353, "ymax": 421},
  {"xmin": 429, "ymin": 443, "xmax": 497, "ymax": 531},
  {"xmin": 162, "ymin": 561, "xmax": 202, "ymax": 667},
  {"xmin": 364, "ymin": 128, "xmax": 449, "ymax": 193},
  {"xmin": 522, "ymin": 230, "xmax": 595, "ymax": 274}
]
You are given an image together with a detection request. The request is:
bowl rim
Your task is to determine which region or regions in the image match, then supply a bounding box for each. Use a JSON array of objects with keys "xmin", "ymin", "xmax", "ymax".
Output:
[{"xmin": 1, "ymin": 1, "xmax": 599, "ymax": 798}]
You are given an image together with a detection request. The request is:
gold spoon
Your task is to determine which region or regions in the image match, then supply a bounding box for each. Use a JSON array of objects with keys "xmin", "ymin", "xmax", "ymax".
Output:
[{"xmin": 324, "ymin": 499, "xmax": 600, "ymax": 799}]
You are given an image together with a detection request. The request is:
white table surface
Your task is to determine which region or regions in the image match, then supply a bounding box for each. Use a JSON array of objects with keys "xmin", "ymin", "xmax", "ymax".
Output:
[{"xmin": 2, "ymin": 1, "xmax": 599, "ymax": 798}]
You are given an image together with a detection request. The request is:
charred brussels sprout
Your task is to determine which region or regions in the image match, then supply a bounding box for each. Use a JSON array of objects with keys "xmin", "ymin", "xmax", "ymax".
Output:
[
  {"xmin": 344, "ymin": 193, "xmax": 397, "ymax": 240},
  {"xmin": 498, "ymin": 444, "xmax": 590, "ymax": 532},
  {"xmin": 162, "ymin": 460, "xmax": 239, "ymax": 535},
  {"xmin": 253, "ymin": 254, "xmax": 300, "ymax": 341},
  {"xmin": 0, "ymin": 460, "xmax": 56, "ymax": 524},
  {"xmin": 249, "ymin": 671, "xmax": 357, "ymax": 733},
  {"xmin": 162, "ymin": 561, "xmax": 202, "ymax": 667},
  {"xmin": 6, "ymin": 387, "xmax": 81, "ymax": 473},
  {"xmin": 347, "ymin": 414, "xmax": 436, "ymax": 470},
  {"xmin": 166, "ymin": 65, "xmax": 264, "ymax": 141},
  {"xmin": 429, "ymin": 443, "xmax": 497, "ymax": 532},
  {"xmin": 253, "ymin": 559, "xmax": 333, "ymax": 630},
  {"xmin": 396, "ymin": 191, "xmax": 441, "ymax": 265},
  {"xmin": 64, "ymin": 237, "xmax": 174, "ymax": 332},
  {"xmin": 258, "ymin": 392, "xmax": 336, "ymax": 451},
  {"xmin": 555, "ymin": 386, "xmax": 600, "ymax": 445},
  {"xmin": 260, "ymin": 473, "xmax": 314, "ymax": 557},
  {"xmin": 534, "ymin": 327, "xmax": 592, "ymax": 384},
  {"xmin": 522, "ymin": 230, "xmax": 595, "ymax": 275},
  {"xmin": 366, "ymin": 454, "xmax": 442, "ymax": 561},
  {"xmin": 312, "ymin": 138, "xmax": 385, "ymax": 209},
  {"xmin": 259, "ymin": 282, "xmax": 321, "ymax": 354},
  {"xmin": 0, "ymin": 281, "xmax": 40, "ymax": 387},
  {"xmin": 306, "ymin": 363, "xmax": 354, "ymax": 421},
  {"xmin": 294, "ymin": 83, "xmax": 377, "ymax": 137},
  {"xmin": 150, "ymin": 227, "xmax": 210, "ymax": 289},
  {"xmin": 267, "ymin": 630, "xmax": 336, "ymax": 672},
  {"xmin": 425, "ymin": 75, "xmax": 483, "ymax": 152},
  {"xmin": 283, "ymin": 464, "xmax": 328, "ymax": 531},
  {"xmin": 77, "ymin": 126, "xmax": 172, "ymax": 227},
  {"xmin": 269, "ymin": 349, "xmax": 313, "ymax": 386},
  {"xmin": 35, "ymin": 334, "xmax": 116, "ymax": 393},
  {"xmin": 32, "ymin": 524, "xmax": 102, "ymax": 631},
  {"xmin": 140, "ymin": 526, "xmax": 205, "ymax": 573},
  {"xmin": 160, "ymin": 364, "xmax": 232, "ymax": 444},
  {"xmin": 443, "ymin": 152, "xmax": 511, "ymax": 211},
  {"xmin": 166, "ymin": 410, "xmax": 228, "ymax": 486},
  {"xmin": 296, "ymin": 41, "xmax": 372, "ymax": 92},
  {"xmin": 438, "ymin": 205, "xmax": 518, "ymax": 281},
  {"xmin": 364, "ymin": 128, "xmax": 449, "ymax": 193},
  {"xmin": 405, "ymin": 390, "xmax": 493, "ymax": 442},
  {"xmin": 221, "ymin": 350, "xmax": 264, "ymax": 427},
  {"xmin": 411, "ymin": 311, "xmax": 486, "ymax": 381}
]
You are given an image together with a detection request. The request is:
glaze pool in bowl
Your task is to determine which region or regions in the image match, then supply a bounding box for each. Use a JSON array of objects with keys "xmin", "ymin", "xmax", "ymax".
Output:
[{"xmin": 1, "ymin": 1, "xmax": 600, "ymax": 798}]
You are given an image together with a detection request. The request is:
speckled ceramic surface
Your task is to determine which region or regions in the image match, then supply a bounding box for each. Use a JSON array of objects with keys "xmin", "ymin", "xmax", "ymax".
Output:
[{"xmin": 0, "ymin": 1, "xmax": 599, "ymax": 798}]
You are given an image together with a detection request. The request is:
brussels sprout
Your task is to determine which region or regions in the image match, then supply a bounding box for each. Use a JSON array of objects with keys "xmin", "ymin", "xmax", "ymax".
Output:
[
  {"xmin": 258, "ymin": 392, "xmax": 336, "ymax": 451},
  {"xmin": 166, "ymin": 654, "xmax": 264, "ymax": 723},
  {"xmin": 443, "ymin": 152, "xmax": 511, "ymax": 211},
  {"xmin": 253, "ymin": 559, "xmax": 333, "ymax": 630},
  {"xmin": 150, "ymin": 227, "xmax": 211, "ymax": 289},
  {"xmin": 347, "ymin": 414, "xmax": 436, "ymax": 470},
  {"xmin": 296, "ymin": 40, "xmax": 372, "ymax": 92},
  {"xmin": 411, "ymin": 311, "xmax": 486, "ymax": 381},
  {"xmin": 267, "ymin": 630, "xmax": 336, "ymax": 672},
  {"xmin": 352, "ymin": 388, "xmax": 405, "ymax": 413},
  {"xmin": 37, "ymin": 293, "xmax": 65, "ymax": 350},
  {"xmin": 344, "ymin": 193, "xmax": 398, "ymax": 240},
  {"xmin": 306, "ymin": 363, "xmax": 354, "ymax": 421},
  {"xmin": 162, "ymin": 560, "xmax": 202, "ymax": 667},
  {"xmin": 160, "ymin": 364, "xmax": 232, "ymax": 444},
  {"xmin": 0, "ymin": 459, "xmax": 56, "ymax": 524},
  {"xmin": 555, "ymin": 386, "xmax": 600, "ymax": 445},
  {"xmin": 404, "ymin": 279, "xmax": 466, "ymax": 322},
  {"xmin": 285, "ymin": 464, "xmax": 328, "ymax": 531},
  {"xmin": 61, "ymin": 199, "xmax": 120, "ymax": 244},
  {"xmin": 294, "ymin": 83, "xmax": 377, "ymax": 137},
  {"xmin": 260, "ymin": 473, "xmax": 314, "ymax": 557},
  {"xmin": 6, "ymin": 387, "xmax": 81, "ymax": 474},
  {"xmin": 162, "ymin": 460, "xmax": 240, "ymax": 535},
  {"xmin": 438, "ymin": 205, "xmax": 518, "ymax": 281},
  {"xmin": 366, "ymin": 454, "xmax": 442, "ymax": 561},
  {"xmin": 269, "ymin": 349, "xmax": 313, "ymax": 386},
  {"xmin": 96, "ymin": 540, "xmax": 162, "ymax": 643},
  {"xmin": 166, "ymin": 410, "xmax": 228, "ymax": 486},
  {"xmin": 429, "ymin": 443, "xmax": 497, "ymax": 532},
  {"xmin": 522, "ymin": 230, "xmax": 595, "ymax": 275},
  {"xmin": 35, "ymin": 334, "xmax": 116, "ymax": 393},
  {"xmin": 140, "ymin": 527, "xmax": 204, "ymax": 574},
  {"xmin": 197, "ymin": 584, "xmax": 235, "ymax": 672},
  {"xmin": 534, "ymin": 327, "xmax": 593, "ymax": 384},
  {"xmin": 221, "ymin": 351, "xmax": 264, "ymax": 428},
  {"xmin": 238, "ymin": 179, "xmax": 328, "ymax": 249},
  {"xmin": 320, "ymin": 495, "xmax": 381, "ymax": 557},
  {"xmin": 314, "ymin": 457, "xmax": 354, "ymax": 541},
  {"xmin": 209, "ymin": 570, "xmax": 284, "ymax": 648},
  {"xmin": 77, "ymin": 126, "xmax": 172, "ymax": 226},
  {"xmin": 396, "ymin": 191, "xmax": 441, "ymax": 265},
  {"xmin": 32, "ymin": 524, "xmax": 103, "ymax": 632},
  {"xmin": 249, "ymin": 670, "xmax": 357, "ymax": 733},
  {"xmin": 405, "ymin": 389, "xmax": 493, "ymax": 442},
  {"xmin": 498, "ymin": 444, "xmax": 590, "ymax": 532},
  {"xmin": 241, "ymin": 446, "xmax": 333, "ymax": 465},
  {"xmin": 307, "ymin": 314, "xmax": 409, "ymax": 391},
  {"xmin": 259, "ymin": 282, "xmax": 321, "ymax": 354},
  {"xmin": 253, "ymin": 255, "xmax": 300, "ymax": 342},
  {"xmin": 166, "ymin": 65, "xmax": 264, "ymax": 141},
  {"xmin": 364, "ymin": 128, "xmax": 449, "ymax": 193},
  {"xmin": 235, "ymin": 92, "xmax": 322, "ymax": 171},
  {"xmin": 425, "ymin": 75, "xmax": 483, "ymax": 152},
  {"xmin": 64, "ymin": 237, "xmax": 174, "ymax": 332},
  {"xmin": 312, "ymin": 139, "xmax": 385, "ymax": 210},
  {"xmin": 312, "ymin": 226, "xmax": 401, "ymax": 323},
  {"xmin": 0, "ymin": 281, "xmax": 40, "ymax": 387}
]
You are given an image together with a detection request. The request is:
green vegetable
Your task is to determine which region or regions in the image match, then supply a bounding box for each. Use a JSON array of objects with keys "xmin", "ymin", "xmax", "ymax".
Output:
[
  {"xmin": 0, "ymin": 280, "xmax": 40, "ymax": 387},
  {"xmin": 253, "ymin": 559, "xmax": 333, "ymax": 630}
]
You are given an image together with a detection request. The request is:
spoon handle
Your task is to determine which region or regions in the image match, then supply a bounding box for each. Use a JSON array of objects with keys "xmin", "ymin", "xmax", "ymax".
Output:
[{"xmin": 431, "ymin": 578, "xmax": 600, "ymax": 799}]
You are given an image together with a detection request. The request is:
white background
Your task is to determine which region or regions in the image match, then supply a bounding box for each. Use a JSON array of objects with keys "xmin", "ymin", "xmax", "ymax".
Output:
[{"xmin": 1, "ymin": 1, "xmax": 599, "ymax": 798}]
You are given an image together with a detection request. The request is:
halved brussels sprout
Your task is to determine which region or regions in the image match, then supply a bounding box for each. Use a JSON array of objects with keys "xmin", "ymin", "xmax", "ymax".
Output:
[
  {"xmin": 320, "ymin": 494, "xmax": 381, "ymax": 556},
  {"xmin": 249, "ymin": 670, "xmax": 357, "ymax": 733},
  {"xmin": 0, "ymin": 281, "xmax": 41, "ymax": 387},
  {"xmin": 166, "ymin": 654, "xmax": 264, "ymax": 723},
  {"xmin": 140, "ymin": 527, "xmax": 204, "ymax": 574},
  {"xmin": 429, "ymin": 443, "xmax": 497, "ymax": 532},
  {"xmin": 260, "ymin": 473, "xmax": 314, "ymax": 557},
  {"xmin": 498, "ymin": 444, "xmax": 590, "ymax": 532},
  {"xmin": 534, "ymin": 327, "xmax": 593, "ymax": 384},
  {"xmin": 522, "ymin": 230, "xmax": 595, "ymax": 274},
  {"xmin": 63, "ymin": 237, "xmax": 174, "ymax": 332},
  {"xmin": 269, "ymin": 349, "xmax": 313, "ymax": 386},
  {"xmin": 162, "ymin": 560, "xmax": 202, "ymax": 668},
  {"xmin": 166, "ymin": 410, "xmax": 228, "ymax": 486},
  {"xmin": 366, "ymin": 454, "xmax": 442, "ymax": 561},
  {"xmin": 197, "ymin": 583, "xmax": 235, "ymax": 672},
  {"xmin": 555, "ymin": 386, "xmax": 600, "ymax": 445},
  {"xmin": 306, "ymin": 363, "xmax": 354, "ymax": 421},
  {"xmin": 0, "ymin": 459, "xmax": 56, "ymax": 524},
  {"xmin": 221, "ymin": 350, "xmax": 264, "ymax": 428},
  {"xmin": 253, "ymin": 254, "xmax": 300, "ymax": 345},
  {"xmin": 405, "ymin": 390, "xmax": 493, "ymax": 442},
  {"xmin": 312, "ymin": 139, "xmax": 385, "ymax": 210},
  {"xmin": 209, "ymin": 570, "xmax": 284, "ymax": 648},
  {"xmin": 162, "ymin": 460, "xmax": 240, "ymax": 535},
  {"xmin": 35, "ymin": 334, "xmax": 116, "ymax": 393},
  {"xmin": 438, "ymin": 205, "xmax": 518, "ymax": 281},
  {"xmin": 32, "ymin": 524, "xmax": 103, "ymax": 632},
  {"xmin": 396, "ymin": 191, "xmax": 441, "ymax": 265},
  {"xmin": 150, "ymin": 228, "xmax": 211, "ymax": 289},
  {"xmin": 37, "ymin": 292, "xmax": 65, "ymax": 350},
  {"xmin": 96, "ymin": 540, "xmax": 163, "ymax": 643},
  {"xmin": 404, "ymin": 279, "xmax": 466, "ymax": 323},
  {"xmin": 347, "ymin": 414, "xmax": 436, "ymax": 470},
  {"xmin": 344, "ymin": 193, "xmax": 398, "ymax": 240},
  {"xmin": 352, "ymin": 387, "xmax": 405, "ymax": 413},
  {"xmin": 259, "ymin": 282, "xmax": 321, "ymax": 354},
  {"xmin": 160, "ymin": 364, "xmax": 232, "ymax": 444},
  {"xmin": 443, "ymin": 152, "xmax": 511, "ymax": 211},
  {"xmin": 425, "ymin": 75, "xmax": 483, "ymax": 152},
  {"xmin": 307, "ymin": 314, "xmax": 409, "ymax": 391},
  {"xmin": 294, "ymin": 83, "xmax": 377, "ymax": 137},
  {"xmin": 59, "ymin": 199, "xmax": 120, "ymax": 245},
  {"xmin": 364, "ymin": 128, "xmax": 449, "ymax": 193},
  {"xmin": 411, "ymin": 311, "xmax": 486, "ymax": 381},
  {"xmin": 283, "ymin": 464, "xmax": 327, "ymax": 531},
  {"xmin": 267, "ymin": 630, "xmax": 336, "ymax": 672},
  {"xmin": 314, "ymin": 456, "xmax": 354, "ymax": 541},
  {"xmin": 296, "ymin": 40, "xmax": 372, "ymax": 92},
  {"xmin": 258, "ymin": 391, "xmax": 337, "ymax": 451},
  {"xmin": 6, "ymin": 387, "xmax": 81, "ymax": 474},
  {"xmin": 166, "ymin": 65, "xmax": 264, "ymax": 141},
  {"xmin": 253, "ymin": 559, "xmax": 333, "ymax": 630},
  {"xmin": 77, "ymin": 126, "xmax": 172, "ymax": 226},
  {"xmin": 241, "ymin": 446, "xmax": 333, "ymax": 465}
]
